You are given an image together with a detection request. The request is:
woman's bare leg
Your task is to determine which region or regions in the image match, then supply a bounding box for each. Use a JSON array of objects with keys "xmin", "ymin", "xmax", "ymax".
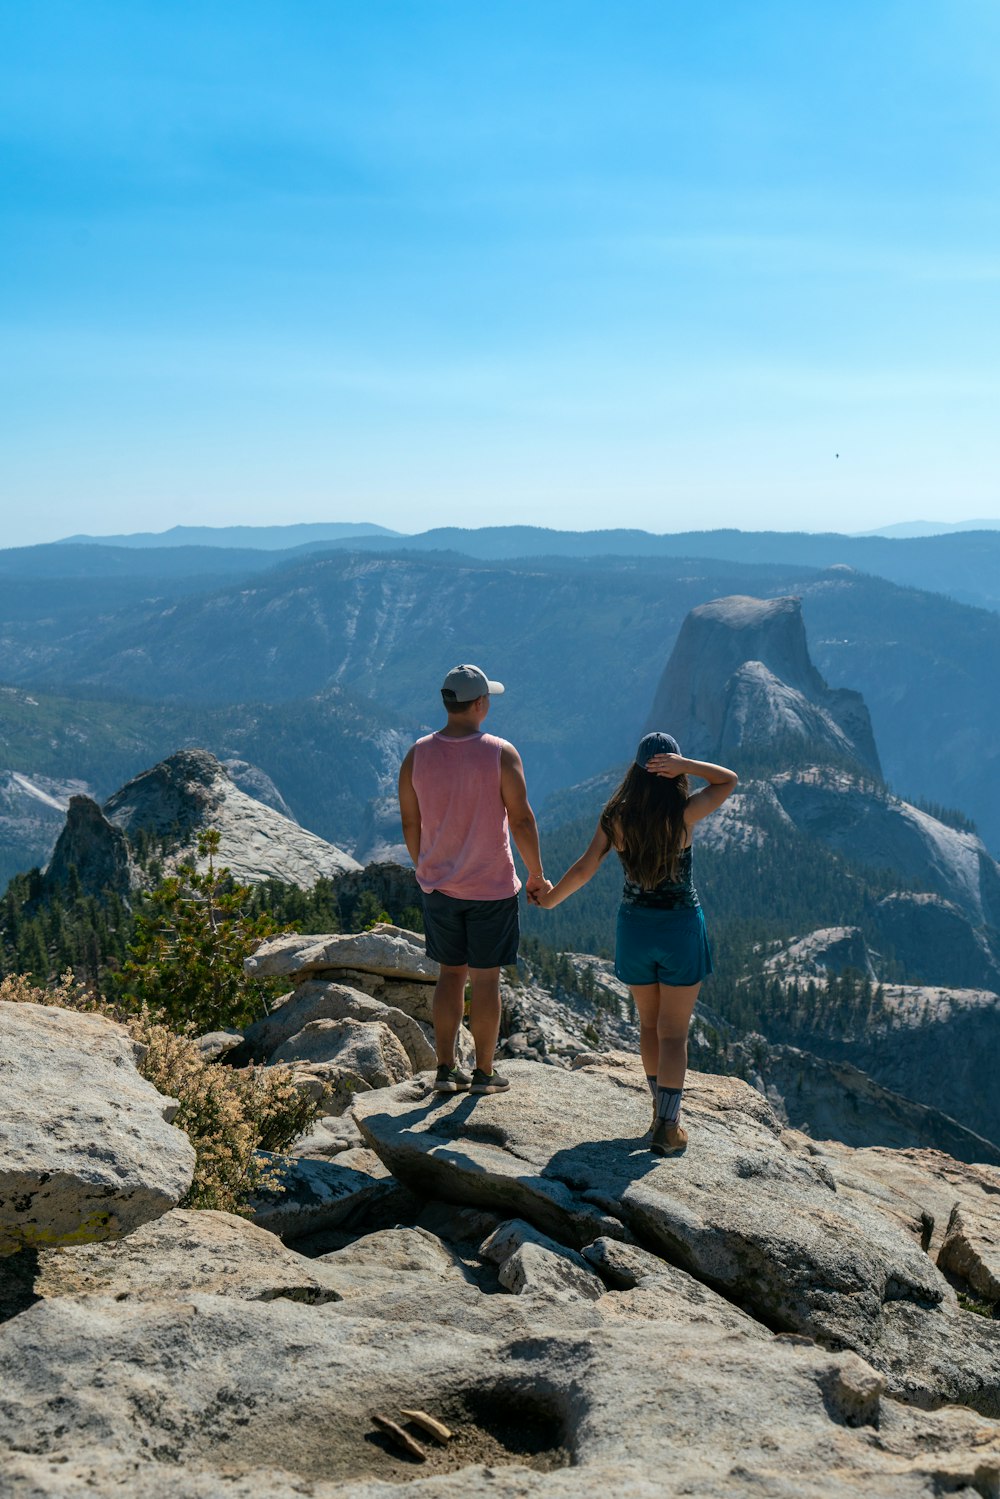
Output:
[
  {"xmin": 656, "ymin": 982, "xmax": 701, "ymax": 1090},
  {"xmin": 629, "ymin": 983, "xmax": 661, "ymax": 1081}
]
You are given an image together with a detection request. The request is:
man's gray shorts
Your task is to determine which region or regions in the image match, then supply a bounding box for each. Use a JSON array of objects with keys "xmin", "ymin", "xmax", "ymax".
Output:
[{"xmin": 421, "ymin": 889, "xmax": 519, "ymax": 969}]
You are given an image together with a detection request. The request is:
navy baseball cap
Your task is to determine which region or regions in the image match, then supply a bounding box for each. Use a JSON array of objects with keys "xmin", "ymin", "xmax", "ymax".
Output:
[{"xmin": 635, "ymin": 731, "xmax": 681, "ymax": 766}]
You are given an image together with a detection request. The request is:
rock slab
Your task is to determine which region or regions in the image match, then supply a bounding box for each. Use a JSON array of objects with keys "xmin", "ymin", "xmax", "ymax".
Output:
[
  {"xmin": 1, "ymin": 1293, "xmax": 999, "ymax": 1497},
  {"xmin": 14, "ymin": 1208, "xmax": 344, "ymax": 1304},
  {"xmin": 354, "ymin": 1057, "xmax": 1000, "ymax": 1412},
  {"xmin": 245, "ymin": 924, "xmax": 438, "ymax": 982},
  {"xmin": 0, "ymin": 1003, "xmax": 195, "ymax": 1256}
]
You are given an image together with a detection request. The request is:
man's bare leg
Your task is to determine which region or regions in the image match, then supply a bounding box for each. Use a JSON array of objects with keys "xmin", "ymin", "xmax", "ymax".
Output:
[
  {"xmin": 433, "ymin": 963, "xmax": 468, "ymax": 1066},
  {"xmin": 468, "ymin": 965, "xmax": 502, "ymax": 1075}
]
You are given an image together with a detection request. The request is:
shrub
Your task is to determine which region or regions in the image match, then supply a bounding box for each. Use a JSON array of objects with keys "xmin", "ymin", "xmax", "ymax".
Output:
[
  {"xmin": 0, "ymin": 972, "xmax": 317, "ymax": 1215},
  {"xmin": 113, "ymin": 829, "xmax": 289, "ymax": 1032}
]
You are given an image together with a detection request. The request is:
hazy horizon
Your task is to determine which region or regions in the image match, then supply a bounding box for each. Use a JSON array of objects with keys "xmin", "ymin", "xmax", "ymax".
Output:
[{"xmin": 6, "ymin": 514, "xmax": 997, "ymax": 551}]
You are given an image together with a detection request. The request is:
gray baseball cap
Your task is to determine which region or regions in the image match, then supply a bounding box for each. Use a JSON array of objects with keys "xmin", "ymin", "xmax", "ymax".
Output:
[{"xmin": 441, "ymin": 663, "xmax": 505, "ymax": 702}]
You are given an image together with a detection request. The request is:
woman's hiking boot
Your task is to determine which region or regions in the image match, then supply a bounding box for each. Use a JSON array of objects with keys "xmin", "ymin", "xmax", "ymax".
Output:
[{"xmin": 651, "ymin": 1119, "xmax": 688, "ymax": 1155}]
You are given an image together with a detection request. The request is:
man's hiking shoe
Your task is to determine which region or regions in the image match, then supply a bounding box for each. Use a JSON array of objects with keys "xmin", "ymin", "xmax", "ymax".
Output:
[
  {"xmin": 470, "ymin": 1067, "xmax": 510, "ymax": 1095},
  {"xmin": 433, "ymin": 1064, "xmax": 472, "ymax": 1093},
  {"xmin": 651, "ymin": 1119, "xmax": 688, "ymax": 1156}
]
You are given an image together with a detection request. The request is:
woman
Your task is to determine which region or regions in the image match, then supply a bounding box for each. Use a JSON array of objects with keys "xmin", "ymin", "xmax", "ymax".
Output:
[{"xmin": 536, "ymin": 732, "xmax": 737, "ymax": 1156}]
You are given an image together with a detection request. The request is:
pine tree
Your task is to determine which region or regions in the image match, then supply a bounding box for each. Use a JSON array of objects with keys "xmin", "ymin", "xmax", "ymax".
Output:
[{"xmin": 114, "ymin": 829, "xmax": 286, "ymax": 1031}]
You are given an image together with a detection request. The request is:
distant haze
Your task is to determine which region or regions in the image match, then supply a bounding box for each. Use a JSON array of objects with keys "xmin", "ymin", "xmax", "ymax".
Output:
[
  {"xmin": 60, "ymin": 523, "xmax": 401, "ymax": 550},
  {"xmin": 857, "ymin": 520, "xmax": 1000, "ymax": 538},
  {"xmin": 53, "ymin": 518, "xmax": 1000, "ymax": 548}
]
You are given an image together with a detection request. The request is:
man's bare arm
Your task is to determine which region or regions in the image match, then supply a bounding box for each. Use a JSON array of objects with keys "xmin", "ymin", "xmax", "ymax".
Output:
[
  {"xmin": 397, "ymin": 747, "xmax": 422, "ymax": 866},
  {"xmin": 499, "ymin": 743, "xmax": 550, "ymax": 899}
]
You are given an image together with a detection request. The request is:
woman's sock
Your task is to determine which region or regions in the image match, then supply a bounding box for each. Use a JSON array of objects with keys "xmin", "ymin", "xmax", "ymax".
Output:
[
  {"xmin": 646, "ymin": 1074, "xmax": 658, "ymax": 1099},
  {"xmin": 656, "ymin": 1086, "xmax": 683, "ymax": 1125}
]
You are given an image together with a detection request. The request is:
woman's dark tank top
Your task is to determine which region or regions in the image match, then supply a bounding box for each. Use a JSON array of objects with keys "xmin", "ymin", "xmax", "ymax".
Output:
[{"xmin": 619, "ymin": 844, "xmax": 700, "ymax": 910}]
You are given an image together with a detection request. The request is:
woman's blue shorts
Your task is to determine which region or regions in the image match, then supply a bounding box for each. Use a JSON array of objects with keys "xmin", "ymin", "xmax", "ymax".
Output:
[{"xmin": 614, "ymin": 903, "xmax": 713, "ymax": 988}]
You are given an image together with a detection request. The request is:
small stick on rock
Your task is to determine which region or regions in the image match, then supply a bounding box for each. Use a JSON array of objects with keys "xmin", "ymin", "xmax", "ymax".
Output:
[
  {"xmin": 372, "ymin": 1414, "xmax": 428, "ymax": 1462},
  {"xmin": 400, "ymin": 1409, "xmax": 453, "ymax": 1444}
]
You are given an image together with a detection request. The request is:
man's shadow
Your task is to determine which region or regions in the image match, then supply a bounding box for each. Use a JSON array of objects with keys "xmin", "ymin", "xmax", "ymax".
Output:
[{"xmin": 360, "ymin": 1086, "xmax": 666, "ymax": 1232}]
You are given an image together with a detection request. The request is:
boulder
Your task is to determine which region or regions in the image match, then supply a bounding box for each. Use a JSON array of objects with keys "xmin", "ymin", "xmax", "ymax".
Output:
[
  {"xmin": 287, "ymin": 1113, "xmax": 364, "ymax": 1160},
  {"xmin": 245, "ymin": 924, "xmax": 438, "ymax": 983},
  {"xmin": 13, "ymin": 1208, "xmax": 343, "ymax": 1305},
  {"xmin": 237, "ymin": 978, "xmax": 435, "ymax": 1071},
  {"xmin": 480, "ymin": 1218, "xmax": 605, "ymax": 1300},
  {"xmin": 283, "ymin": 1061, "xmax": 373, "ymax": 1117},
  {"xmin": 0, "ymin": 1003, "xmax": 195, "ymax": 1257},
  {"xmin": 271, "ymin": 1017, "xmax": 412, "ymax": 1087},
  {"xmin": 330, "ymin": 968, "xmax": 438, "ymax": 1023},
  {"xmin": 317, "ymin": 1226, "xmax": 471, "ymax": 1298},
  {"xmin": 354, "ymin": 1058, "xmax": 1000, "ymax": 1412},
  {"xmin": 248, "ymin": 1148, "xmax": 394, "ymax": 1243},
  {"xmin": 498, "ymin": 1241, "xmax": 604, "ymax": 1301},
  {"xmin": 192, "ymin": 1028, "xmax": 244, "ymax": 1062},
  {"xmin": 582, "ymin": 1237, "xmax": 770, "ymax": 1338},
  {"xmin": 1, "ymin": 1292, "xmax": 999, "ymax": 1496}
]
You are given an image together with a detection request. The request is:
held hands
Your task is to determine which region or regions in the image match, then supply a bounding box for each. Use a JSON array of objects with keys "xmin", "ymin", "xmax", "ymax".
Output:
[
  {"xmin": 644, "ymin": 752, "xmax": 688, "ymax": 778},
  {"xmin": 525, "ymin": 872, "xmax": 554, "ymax": 907}
]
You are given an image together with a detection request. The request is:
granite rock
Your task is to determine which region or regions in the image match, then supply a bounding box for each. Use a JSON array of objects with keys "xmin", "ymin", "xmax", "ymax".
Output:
[
  {"xmin": 2, "ymin": 1293, "xmax": 998, "ymax": 1497},
  {"xmin": 0, "ymin": 1002, "xmax": 194, "ymax": 1256},
  {"xmin": 249, "ymin": 1148, "xmax": 394, "ymax": 1243},
  {"xmin": 8, "ymin": 1207, "xmax": 343, "ymax": 1305},
  {"xmin": 245, "ymin": 924, "xmax": 437, "ymax": 982},
  {"xmin": 238, "ymin": 978, "xmax": 435, "ymax": 1071}
]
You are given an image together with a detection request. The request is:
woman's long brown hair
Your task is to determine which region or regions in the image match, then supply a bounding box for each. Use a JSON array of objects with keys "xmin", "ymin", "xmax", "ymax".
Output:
[{"xmin": 599, "ymin": 763, "xmax": 690, "ymax": 888}]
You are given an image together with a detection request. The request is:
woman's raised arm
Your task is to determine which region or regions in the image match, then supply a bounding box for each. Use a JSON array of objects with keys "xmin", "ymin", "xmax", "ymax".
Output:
[{"xmin": 644, "ymin": 751, "xmax": 738, "ymax": 825}]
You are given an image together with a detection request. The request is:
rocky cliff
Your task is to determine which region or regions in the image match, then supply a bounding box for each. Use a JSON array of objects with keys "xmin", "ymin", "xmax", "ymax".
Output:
[
  {"xmin": 645, "ymin": 594, "xmax": 881, "ymax": 774},
  {"xmin": 42, "ymin": 795, "xmax": 138, "ymax": 901},
  {"xmin": 2, "ymin": 948, "xmax": 1000, "ymax": 1496},
  {"xmin": 43, "ymin": 748, "xmax": 362, "ymax": 895}
]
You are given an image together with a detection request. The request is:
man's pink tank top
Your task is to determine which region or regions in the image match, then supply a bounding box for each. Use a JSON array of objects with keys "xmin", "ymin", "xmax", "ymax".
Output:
[{"xmin": 411, "ymin": 731, "xmax": 521, "ymax": 901}]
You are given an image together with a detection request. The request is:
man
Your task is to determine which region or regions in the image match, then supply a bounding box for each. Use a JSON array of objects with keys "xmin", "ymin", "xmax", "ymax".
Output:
[{"xmin": 398, "ymin": 663, "xmax": 551, "ymax": 1095}]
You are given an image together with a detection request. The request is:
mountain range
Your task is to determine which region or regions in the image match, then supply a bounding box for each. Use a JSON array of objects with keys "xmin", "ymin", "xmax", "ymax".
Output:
[
  {"xmin": 11, "ymin": 523, "xmax": 1000, "ymax": 609},
  {"xmin": 2, "ymin": 541, "xmax": 998, "ymax": 864}
]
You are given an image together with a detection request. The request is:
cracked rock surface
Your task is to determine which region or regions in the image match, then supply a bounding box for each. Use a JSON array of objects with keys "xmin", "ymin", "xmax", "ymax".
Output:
[{"xmin": 354, "ymin": 1057, "xmax": 1000, "ymax": 1413}]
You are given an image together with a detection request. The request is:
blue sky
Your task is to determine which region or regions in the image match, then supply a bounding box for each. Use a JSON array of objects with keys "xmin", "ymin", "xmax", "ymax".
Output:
[{"xmin": 2, "ymin": 1, "xmax": 999, "ymax": 545}]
